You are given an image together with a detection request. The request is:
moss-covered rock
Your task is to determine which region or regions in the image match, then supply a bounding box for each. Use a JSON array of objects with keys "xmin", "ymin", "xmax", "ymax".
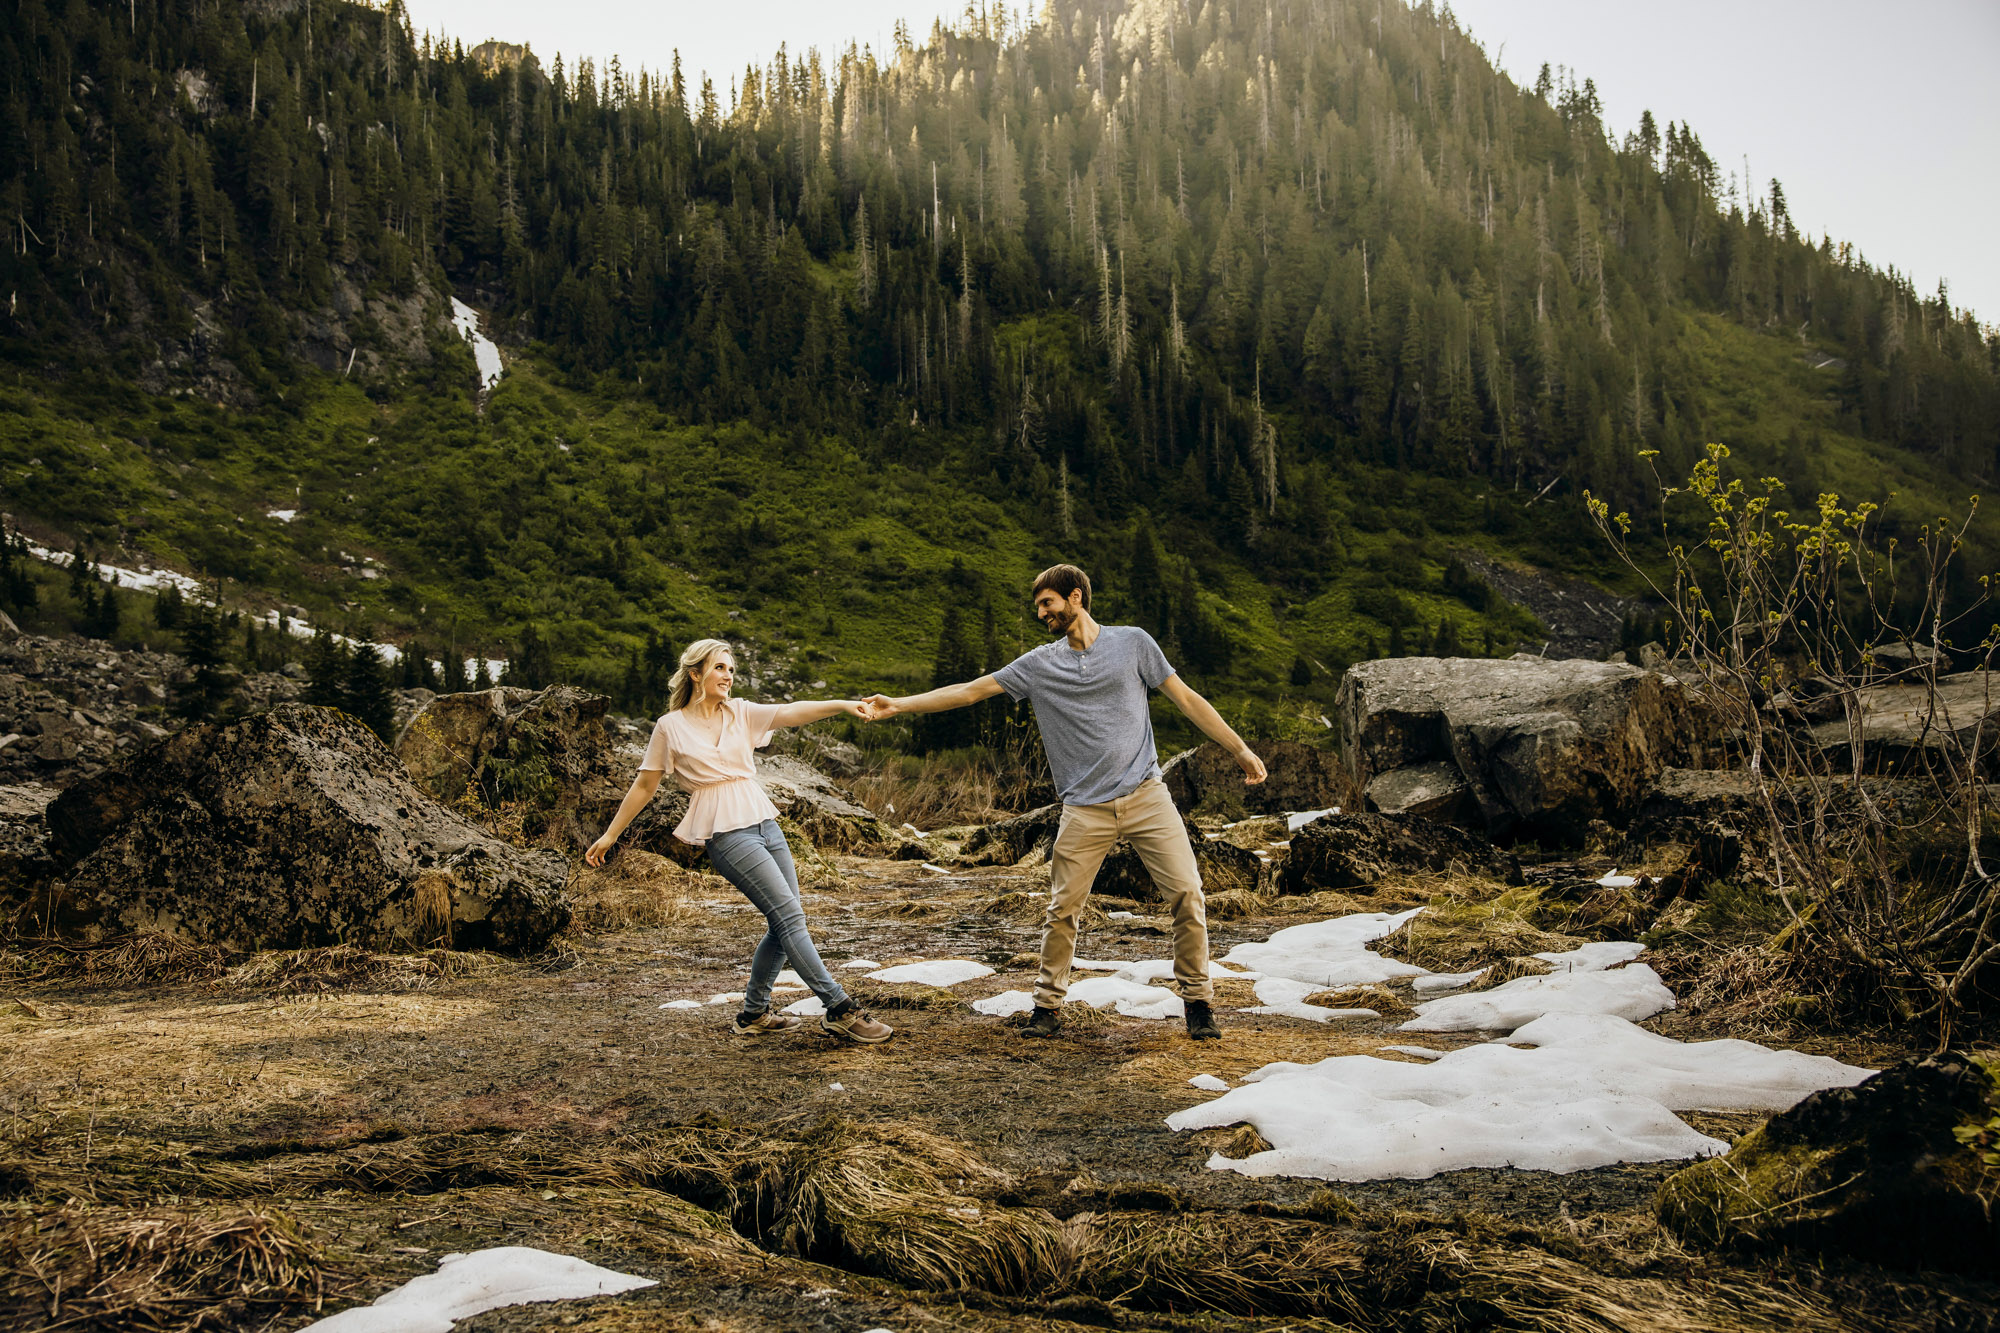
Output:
[
  {"xmin": 1656, "ymin": 1052, "xmax": 2000, "ymax": 1275},
  {"xmin": 39, "ymin": 704, "xmax": 570, "ymax": 953}
]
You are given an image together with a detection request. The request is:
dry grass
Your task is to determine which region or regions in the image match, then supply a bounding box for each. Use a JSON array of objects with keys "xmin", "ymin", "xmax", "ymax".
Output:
[
  {"xmin": 1468, "ymin": 954, "xmax": 1558, "ymax": 991},
  {"xmin": 224, "ymin": 946, "xmax": 485, "ymax": 994},
  {"xmin": 1274, "ymin": 889, "xmax": 1379, "ymax": 916},
  {"xmin": 1303, "ymin": 983, "xmax": 1416, "ymax": 1017},
  {"xmin": 571, "ymin": 849, "xmax": 715, "ymax": 931},
  {"xmin": 846, "ymin": 981, "xmax": 967, "ymax": 1013},
  {"xmin": 1380, "ymin": 887, "xmax": 1586, "ymax": 972},
  {"xmin": 0, "ymin": 1115, "xmax": 1858, "ymax": 1332},
  {"xmin": 1205, "ymin": 887, "xmax": 1275, "ymax": 920},
  {"xmin": 0, "ymin": 934, "xmax": 232, "ymax": 988},
  {"xmin": 849, "ymin": 753, "xmax": 1007, "ymax": 828},
  {"xmin": 0, "ymin": 1203, "xmax": 341, "ymax": 1333}
]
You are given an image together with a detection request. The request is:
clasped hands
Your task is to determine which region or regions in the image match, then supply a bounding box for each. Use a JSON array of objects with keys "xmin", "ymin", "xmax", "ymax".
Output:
[{"xmin": 852, "ymin": 694, "xmax": 899, "ymax": 722}]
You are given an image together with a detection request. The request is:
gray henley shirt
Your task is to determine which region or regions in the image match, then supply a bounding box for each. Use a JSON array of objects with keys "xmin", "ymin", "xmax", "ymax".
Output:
[{"xmin": 992, "ymin": 624, "xmax": 1177, "ymax": 807}]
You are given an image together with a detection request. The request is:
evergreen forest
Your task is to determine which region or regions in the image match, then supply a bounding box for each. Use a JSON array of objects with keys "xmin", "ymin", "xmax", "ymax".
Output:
[{"xmin": 3, "ymin": 0, "xmax": 1997, "ymax": 742}]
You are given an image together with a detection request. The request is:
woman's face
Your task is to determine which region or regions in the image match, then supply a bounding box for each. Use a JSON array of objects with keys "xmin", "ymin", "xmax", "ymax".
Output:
[{"xmin": 698, "ymin": 652, "xmax": 736, "ymax": 701}]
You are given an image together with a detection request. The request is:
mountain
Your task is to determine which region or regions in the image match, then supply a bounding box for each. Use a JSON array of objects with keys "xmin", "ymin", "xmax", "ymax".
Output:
[{"xmin": 2, "ymin": 0, "xmax": 1995, "ymax": 736}]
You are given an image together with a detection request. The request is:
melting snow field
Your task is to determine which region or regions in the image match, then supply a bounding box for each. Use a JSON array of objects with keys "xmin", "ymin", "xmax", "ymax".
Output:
[
  {"xmin": 300, "ymin": 1246, "xmax": 652, "ymax": 1332},
  {"xmin": 1167, "ymin": 1012, "xmax": 1871, "ymax": 1181},
  {"xmin": 449, "ymin": 297, "xmax": 505, "ymax": 393},
  {"xmin": 1147, "ymin": 908, "xmax": 1874, "ymax": 1181}
]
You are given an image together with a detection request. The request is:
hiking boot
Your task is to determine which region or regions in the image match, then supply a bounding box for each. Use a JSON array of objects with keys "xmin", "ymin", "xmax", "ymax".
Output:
[
  {"xmin": 732, "ymin": 1009, "xmax": 802, "ymax": 1035},
  {"xmin": 1185, "ymin": 999, "xmax": 1221, "ymax": 1041},
  {"xmin": 1020, "ymin": 1005, "xmax": 1061, "ymax": 1038},
  {"xmin": 821, "ymin": 1003, "xmax": 894, "ymax": 1044}
]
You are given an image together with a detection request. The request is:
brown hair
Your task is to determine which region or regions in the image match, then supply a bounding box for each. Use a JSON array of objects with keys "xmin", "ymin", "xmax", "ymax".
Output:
[{"xmin": 1032, "ymin": 564, "xmax": 1091, "ymax": 611}]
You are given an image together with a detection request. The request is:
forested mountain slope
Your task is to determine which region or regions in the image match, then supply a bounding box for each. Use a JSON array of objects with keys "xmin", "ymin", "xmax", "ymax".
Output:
[{"xmin": 3, "ymin": 0, "xmax": 1996, "ymax": 728}]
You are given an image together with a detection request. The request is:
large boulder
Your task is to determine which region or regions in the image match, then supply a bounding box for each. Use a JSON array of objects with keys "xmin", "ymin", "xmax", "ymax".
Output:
[
  {"xmin": 1808, "ymin": 671, "xmax": 2000, "ymax": 775},
  {"xmin": 396, "ymin": 684, "xmax": 626, "ymax": 849},
  {"xmin": 1162, "ymin": 739, "xmax": 1350, "ymax": 819},
  {"xmin": 1277, "ymin": 812, "xmax": 1520, "ymax": 894},
  {"xmin": 959, "ymin": 804, "xmax": 1062, "ymax": 866},
  {"xmin": 1657, "ymin": 1053, "xmax": 1999, "ymax": 1275},
  {"xmin": 753, "ymin": 753, "xmax": 897, "ymax": 852},
  {"xmin": 41, "ymin": 704, "xmax": 570, "ymax": 953},
  {"xmin": 1338, "ymin": 656, "xmax": 1705, "ymax": 839}
]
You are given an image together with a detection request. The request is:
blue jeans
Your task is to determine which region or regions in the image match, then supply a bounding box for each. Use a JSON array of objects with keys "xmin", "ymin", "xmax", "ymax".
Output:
[{"xmin": 705, "ymin": 820, "xmax": 849, "ymax": 1015}]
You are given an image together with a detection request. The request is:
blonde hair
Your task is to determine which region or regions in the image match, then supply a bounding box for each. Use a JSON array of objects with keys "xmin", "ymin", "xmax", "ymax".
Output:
[{"xmin": 666, "ymin": 638, "xmax": 734, "ymax": 712}]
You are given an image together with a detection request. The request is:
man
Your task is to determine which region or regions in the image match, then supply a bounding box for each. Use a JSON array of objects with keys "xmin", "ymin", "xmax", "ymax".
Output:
[{"xmin": 865, "ymin": 564, "xmax": 1266, "ymax": 1040}]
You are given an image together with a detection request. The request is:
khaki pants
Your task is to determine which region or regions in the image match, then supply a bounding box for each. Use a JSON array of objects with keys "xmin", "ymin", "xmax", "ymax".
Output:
[{"xmin": 1035, "ymin": 778, "xmax": 1211, "ymax": 1007}]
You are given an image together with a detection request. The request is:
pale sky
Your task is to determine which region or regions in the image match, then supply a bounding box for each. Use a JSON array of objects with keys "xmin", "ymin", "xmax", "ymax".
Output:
[{"xmin": 401, "ymin": 0, "xmax": 2000, "ymax": 325}]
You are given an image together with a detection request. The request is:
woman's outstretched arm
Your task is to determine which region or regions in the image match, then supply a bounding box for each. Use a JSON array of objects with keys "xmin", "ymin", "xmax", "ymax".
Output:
[
  {"xmin": 585, "ymin": 769, "xmax": 665, "ymax": 865},
  {"xmin": 769, "ymin": 699, "xmax": 868, "ymax": 728}
]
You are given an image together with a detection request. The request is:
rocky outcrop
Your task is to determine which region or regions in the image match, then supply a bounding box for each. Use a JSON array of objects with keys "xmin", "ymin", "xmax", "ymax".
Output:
[
  {"xmin": 0, "ymin": 783, "xmax": 58, "ymax": 925},
  {"xmin": 959, "ymin": 804, "xmax": 1063, "ymax": 866},
  {"xmin": 754, "ymin": 753, "xmax": 897, "ymax": 852},
  {"xmin": 1807, "ymin": 671, "xmax": 2000, "ymax": 775},
  {"xmin": 1657, "ymin": 1053, "xmax": 1999, "ymax": 1275},
  {"xmin": 1276, "ymin": 812, "xmax": 1520, "ymax": 894},
  {"xmin": 0, "ymin": 631, "xmax": 306, "ymax": 787},
  {"xmin": 41, "ymin": 704, "xmax": 569, "ymax": 952},
  {"xmin": 1338, "ymin": 656, "xmax": 1705, "ymax": 839},
  {"xmin": 1162, "ymin": 740, "xmax": 1350, "ymax": 819},
  {"xmin": 396, "ymin": 684, "xmax": 626, "ymax": 849}
]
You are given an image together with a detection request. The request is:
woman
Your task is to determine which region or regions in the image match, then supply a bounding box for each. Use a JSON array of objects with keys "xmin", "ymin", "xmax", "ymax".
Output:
[{"xmin": 586, "ymin": 638, "xmax": 892, "ymax": 1044}]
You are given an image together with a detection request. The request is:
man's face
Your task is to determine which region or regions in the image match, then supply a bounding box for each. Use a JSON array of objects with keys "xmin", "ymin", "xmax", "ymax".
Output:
[{"xmin": 1034, "ymin": 589, "xmax": 1080, "ymax": 635}]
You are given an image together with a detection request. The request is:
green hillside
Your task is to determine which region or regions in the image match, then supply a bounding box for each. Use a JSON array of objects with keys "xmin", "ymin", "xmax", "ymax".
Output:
[{"xmin": 2, "ymin": 0, "xmax": 1995, "ymax": 740}]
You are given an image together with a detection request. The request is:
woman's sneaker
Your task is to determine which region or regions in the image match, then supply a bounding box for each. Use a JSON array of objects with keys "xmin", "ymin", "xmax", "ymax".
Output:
[
  {"xmin": 732, "ymin": 1010, "xmax": 802, "ymax": 1035},
  {"xmin": 821, "ymin": 1005, "xmax": 894, "ymax": 1044}
]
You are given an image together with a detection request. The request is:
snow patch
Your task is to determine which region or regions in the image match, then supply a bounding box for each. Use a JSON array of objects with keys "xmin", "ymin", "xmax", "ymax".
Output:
[
  {"xmin": 1286, "ymin": 807, "xmax": 1339, "ymax": 832},
  {"xmin": 1188, "ymin": 1074, "xmax": 1230, "ymax": 1092},
  {"xmin": 657, "ymin": 1000, "xmax": 702, "ymax": 1010},
  {"xmin": 866, "ymin": 959, "xmax": 993, "ymax": 987},
  {"xmin": 299, "ymin": 1246, "xmax": 652, "ymax": 1332},
  {"xmin": 1220, "ymin": 909, "xmax": 1427, "ymax": 988},
  {"xmin": 1401, "ymin": 964, "xmax": 1676, "ymax": 1032}
]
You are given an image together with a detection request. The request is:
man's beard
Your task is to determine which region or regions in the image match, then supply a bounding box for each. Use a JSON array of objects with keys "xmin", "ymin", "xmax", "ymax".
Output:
[{"xmin": 1041, "ymin": 608, "xmax": 1073, "ymax": 636}]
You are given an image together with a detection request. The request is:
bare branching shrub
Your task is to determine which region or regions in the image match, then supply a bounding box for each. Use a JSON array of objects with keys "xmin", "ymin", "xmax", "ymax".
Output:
[{"xmin": 1589, "ymin": 444, "xmax": 1998, "ymax": 1035}]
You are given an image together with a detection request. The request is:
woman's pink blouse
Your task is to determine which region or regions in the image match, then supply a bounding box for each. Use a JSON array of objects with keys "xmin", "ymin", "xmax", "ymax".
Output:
[{"xmin": 639, "ymin": 699, "xmax": 784, "ymax": 845}]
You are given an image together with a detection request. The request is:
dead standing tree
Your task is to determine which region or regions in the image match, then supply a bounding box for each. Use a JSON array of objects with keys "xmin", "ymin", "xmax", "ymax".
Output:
[{"xmin": 1589, "ymin": 443, "xmax": 1999, "ymax": 1038}]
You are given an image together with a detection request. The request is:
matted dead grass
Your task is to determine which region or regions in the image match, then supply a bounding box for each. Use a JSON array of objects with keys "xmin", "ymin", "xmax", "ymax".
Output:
[
  {"xmin": 224, "ymin": 946, "xmax": 485, "ymax": 994},
  {"xmin": 0, "ymin": 1113, "xmax": 1850, "ymax": 1333},
  {"xmin": 0, "ymin": 1203, "xmax": 342, "ymax": 1333},
  {"xmin": 0, "ymin": 934, "xmax": 232, "ymax": 987},
  {"xmin": 571, "ymin": 849, "xmax": 717, "ymax": 931},
  {"xmin": 1379, "ymin": 886, "xmax": 1585, "ymax": 972}
]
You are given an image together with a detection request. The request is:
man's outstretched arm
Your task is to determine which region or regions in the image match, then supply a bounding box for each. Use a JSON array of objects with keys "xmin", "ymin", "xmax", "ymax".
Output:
[
  {"xmin": 865, "ymin": 675, "xmax": 1007, "ymax": 718},
  {"xmin": 1159, "ymin": 674, "xmax": 1267, "ymax": 784}
]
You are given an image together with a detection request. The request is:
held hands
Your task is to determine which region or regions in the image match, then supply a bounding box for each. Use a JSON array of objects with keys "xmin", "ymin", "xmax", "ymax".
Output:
[
  {"xmin": 1235, "ymin": 747, "xmax": 1268, "ymax": 785},
  {"xmin": 859, "ymin": 694, "xmax": 900, "ymax": 721}
]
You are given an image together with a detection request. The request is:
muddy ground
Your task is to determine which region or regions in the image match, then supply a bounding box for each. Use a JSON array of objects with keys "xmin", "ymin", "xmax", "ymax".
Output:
[{"xmin": 4, "ymin": 840, "xmax": 1995, "ymax": 1333}]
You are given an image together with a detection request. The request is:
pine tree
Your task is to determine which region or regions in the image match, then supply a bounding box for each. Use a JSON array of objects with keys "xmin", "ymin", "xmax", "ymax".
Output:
[
  {"xmin": 173, "ymin": 603, "xmax": 236, "ymax": 721},
  {"xmin": 918, "ymin": 605, "xmax": 977, "ymax": 753},
  {"xmin": 344, "ymin": 644, "xmax": 397, "ymax": 742},
  {"xmin": 304, "ymin": 631, "xmax": 347, "ymax": 708}
]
